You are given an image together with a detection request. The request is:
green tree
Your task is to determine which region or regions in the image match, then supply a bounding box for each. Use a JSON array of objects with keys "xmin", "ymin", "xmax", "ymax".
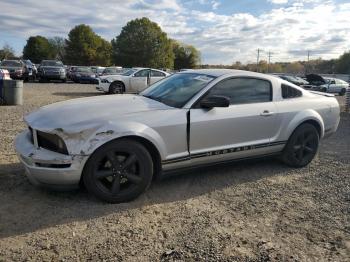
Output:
[
  {"xmin": 112, "ymin": 17, "xmax": 174, "ymax": 68},
  {"xmin": 65, "ymin": 24, "xmax": 111, "ymax": 66},
  {"xmin": 23, "ymin": 36, "xmax": 54, "ymax": 63},
  {"xmin": 335, "ymin": 51, "xmax": 350, "ymax": 74},
  {"xmin": 172, "ymin": 41, "xmax": 201, "ymax": 70},
  {"xmin": 48, "ymin": 37, "xmax": 66, "ymax": 61},
  {"xmin": 0, "ymin": 44, "xmax": 15, "ymax": 60}
]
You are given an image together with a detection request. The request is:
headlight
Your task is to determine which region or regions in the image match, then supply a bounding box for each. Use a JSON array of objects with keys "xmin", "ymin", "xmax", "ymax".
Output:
[
  {"xmin": 90, "ymin": 74, "xmax": 96, "ymax": 78},
  {"xmin": 36, "ymin": 130, "xmax": 68, "ymax": 155}
]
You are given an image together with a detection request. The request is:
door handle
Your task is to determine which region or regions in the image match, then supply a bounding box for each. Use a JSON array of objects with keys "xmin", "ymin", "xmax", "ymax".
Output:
[{"xmin": 260, "ymin": 110, "xmax": 275, "ymax": 117}]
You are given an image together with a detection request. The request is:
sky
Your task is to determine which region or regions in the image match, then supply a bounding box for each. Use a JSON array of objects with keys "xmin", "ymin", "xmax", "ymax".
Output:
[{"xmin": 0, "ymin": 0, "xmax": 349, "ymax": 64}]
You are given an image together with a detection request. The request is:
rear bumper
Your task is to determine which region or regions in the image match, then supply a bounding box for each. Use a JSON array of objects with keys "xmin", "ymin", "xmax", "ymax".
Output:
[{"xmin": 15, "ymin": 130, "xmax": 89, "ymax": 189}]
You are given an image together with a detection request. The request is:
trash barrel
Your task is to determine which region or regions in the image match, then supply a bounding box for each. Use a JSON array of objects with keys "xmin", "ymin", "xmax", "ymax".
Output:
[{"xmin": 3, "ymin": 80, "xmax": 23, "ymax": 105}]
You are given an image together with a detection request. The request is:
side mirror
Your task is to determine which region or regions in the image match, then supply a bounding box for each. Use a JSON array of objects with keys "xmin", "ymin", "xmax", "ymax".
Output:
[{"xmin": 200, "ymin": 95, "xmax": 230, "ymax": 109}]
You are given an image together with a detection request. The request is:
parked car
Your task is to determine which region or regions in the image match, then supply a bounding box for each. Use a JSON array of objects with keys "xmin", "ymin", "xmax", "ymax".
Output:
[
  {"xmin": 15, "ymin": 69, "xmax": 340, "ymax": 203},
  {"xmin": 23, "ymin": 60, "xmax": 37, "ymax": 81},
  {"xmin": 38, "ymin": 60, "xmax": 66, "ymax": 83},
  {"xmin": 0, "ymin": 60, "xmax": 30, "ymax": 81},
  {"xmin": 91, "ymin": 66, "xmax": 106, "ymax": 76},
  {"xmin": 97, "ymin": 68, "xmax": 170, "ymax": 94},
  {"xmin": 70, "ymin": 67, "xmax": 98, "ymax": 84},
  {"xmin": 101, "ymin": 67, "xmax": 124, "ymax": 76},
  {"xmin": 306, "ymin": 74, "xmax": 349, "ymax": 96}
]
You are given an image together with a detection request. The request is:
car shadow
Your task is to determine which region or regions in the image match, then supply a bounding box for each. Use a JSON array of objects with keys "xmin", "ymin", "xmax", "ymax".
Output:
[{"xmin": 0, "ymin": 157, "xmax": 294, "ymax": 239}]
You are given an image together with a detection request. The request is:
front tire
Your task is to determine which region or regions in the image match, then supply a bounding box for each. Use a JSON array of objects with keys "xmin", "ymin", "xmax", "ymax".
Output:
[
  {"xmin": 109, "ymin": 81, "xmax": 125, "ymax": 94},
  {"xmin": 83, "ymin": 139, "xmax": 153, "ymax": 203},
  {"xmin": 281, "ymin": 123, "xmax": 319, "ymax": 167}
]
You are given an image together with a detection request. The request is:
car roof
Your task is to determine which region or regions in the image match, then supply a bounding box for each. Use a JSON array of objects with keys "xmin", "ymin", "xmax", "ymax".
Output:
[{"xmin": 178, "ymin": 69, "xmax": 279, "ymax": 79}]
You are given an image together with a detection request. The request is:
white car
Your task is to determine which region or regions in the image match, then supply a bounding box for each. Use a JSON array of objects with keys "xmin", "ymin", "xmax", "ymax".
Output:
[
  {"xmin": 15, "ymin": 69, "xmax": 340, "ymax": 203},
  {"xmin": 321, "ymin": 77, "xmax": 349, "ymax": 96},
  {"xmin": 306, "ymin": 74, "xmax": 349, "ymax": 96},
  {"xmin": 97, "ymin": 68, "xmax": 170, "ymax": 94}
]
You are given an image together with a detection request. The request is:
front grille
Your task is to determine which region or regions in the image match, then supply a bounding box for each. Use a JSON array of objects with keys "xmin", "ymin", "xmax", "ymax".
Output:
[{"xmin": 36, "ymin": 130, "xmax": 69, "ymax": 155}]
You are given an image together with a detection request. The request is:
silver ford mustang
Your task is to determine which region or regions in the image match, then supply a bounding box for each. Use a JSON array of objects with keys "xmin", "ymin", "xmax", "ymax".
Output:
[{"xmin": 15, "ymin": 69, "xmax": 340, "ymax": 203}]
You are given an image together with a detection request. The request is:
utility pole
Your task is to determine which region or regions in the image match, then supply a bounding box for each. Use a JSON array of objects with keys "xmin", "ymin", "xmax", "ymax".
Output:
[
  {"xmin": 267, "ymin": 51, "xmax": 272, "ymax": 73},
  {"xmin": 306, "ymin": 50, "xmax": 310, "ymax": 74},
  {"xmin": 256, "ymin": 49, "xmax": 261, "ymax": 72}
]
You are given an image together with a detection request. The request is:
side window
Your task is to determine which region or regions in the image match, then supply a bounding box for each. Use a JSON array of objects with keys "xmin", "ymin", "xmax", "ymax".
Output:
[
  {"xmin": 151, "ymin": 70, "xmax": 165, "ymax": 77},
  {"xmin": 134, "ymin": 69, "xmax": 150, "ymax": 77},
  {"xmin": 207, "ymin": 78, "xmax": 272, "ymax": 105},
  {"xmin": 281, "ymin": 84, "xmax": 302, "ymax": 98}
]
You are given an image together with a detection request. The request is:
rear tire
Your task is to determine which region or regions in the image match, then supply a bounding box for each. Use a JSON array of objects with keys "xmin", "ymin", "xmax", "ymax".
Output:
[
  {"xmin": 281, "ymin": 123, "xmax": 319, "ymax": 167},
  {"xmin": 83, "ymin": 139, "xmax": 153, "ymax": 203},
  {"xmin": 339, "ymin": 88, "xmax": 346, "ymax": 96}
]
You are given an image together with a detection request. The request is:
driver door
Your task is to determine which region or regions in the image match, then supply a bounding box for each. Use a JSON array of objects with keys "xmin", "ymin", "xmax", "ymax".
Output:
[
  {"xmin": 130, "ymin": 69, "xmax": 150, "ymax": 93},
  {"xmin": 189, "ymin": 77, "xmax": 279, "ymax": 165}
]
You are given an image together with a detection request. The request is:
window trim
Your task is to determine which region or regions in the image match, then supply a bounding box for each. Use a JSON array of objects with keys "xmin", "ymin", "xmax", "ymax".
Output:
[{"xmin": 192, "ymin": 76, "xmax": 273, "ymax": 108}]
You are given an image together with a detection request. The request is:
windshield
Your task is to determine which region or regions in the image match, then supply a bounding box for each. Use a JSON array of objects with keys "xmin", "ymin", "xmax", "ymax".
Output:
[
  {"xmin": 141, "ymin": 73, "xmax": 216, "ymax": 108},
  {"xmin": 76, "ymin": 67, "xmax": 92, "ymax": 73},
  {"xmin": 121, "ymin": 69, "xmax": 137, "ymax": 76},
  {"xmin": 0, "ymin": 60, "xmax": 22, "ymax": 67},
  {"xmin": 41, "ymin": 61, "xmax": 63, "ymax": 67}
]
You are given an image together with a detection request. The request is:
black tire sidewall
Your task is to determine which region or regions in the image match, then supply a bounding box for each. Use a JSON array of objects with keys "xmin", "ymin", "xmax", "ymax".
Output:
[{"xmin": 83, "ymin": 139, "xmax": 153, "ymax": 203}]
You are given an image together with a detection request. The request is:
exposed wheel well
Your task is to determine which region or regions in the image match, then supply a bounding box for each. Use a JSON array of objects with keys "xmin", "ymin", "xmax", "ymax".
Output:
[
  {"xmin": 296, "ymin": 119, "xmax": 322, "ymax": 138},
  {"xmin": 124, "ymin": 136, "xmax": 162, "ymax": 180}
]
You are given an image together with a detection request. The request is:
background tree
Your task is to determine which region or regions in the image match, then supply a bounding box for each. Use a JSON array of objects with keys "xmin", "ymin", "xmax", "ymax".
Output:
[
  {"xmin": 65, "ymin": 24, "xmax": 111, "ymax": 66},
  {"xmin": 335, "ymin": 51, "xmax": 350, "ymax": 74},
  {"xmin": 0, "ymin": 44, "xmax": 15, "ymax": 60},
  {"xmin": 172, "ymin": 41, "xmax": 201, "ymax": 70},
  {"xmin": 23, "ymin": 36, "xmax": 54, "ymax": 63},
  {"xmin": 48, "ymin": 37, "xmax": 66, "ymax": 61},
  {"xmin": 112, "ymin": 17, "xmax": 174, "ymax": 68}
]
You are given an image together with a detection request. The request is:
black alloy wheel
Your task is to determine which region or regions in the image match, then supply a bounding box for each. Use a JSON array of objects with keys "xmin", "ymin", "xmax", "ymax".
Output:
[
  {"xmin": 282, "ymin": 123, "xmax": 319, "ymax": 167},
  {"xmin": 83, "ymin": 139, "xmax": 153, "ymax": 203}
]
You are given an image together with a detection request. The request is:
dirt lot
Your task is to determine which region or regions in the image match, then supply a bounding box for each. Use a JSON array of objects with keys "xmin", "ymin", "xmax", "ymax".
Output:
[{"xmin": 0, "ymin": 83, "xmax": 349, "ymax": 261}]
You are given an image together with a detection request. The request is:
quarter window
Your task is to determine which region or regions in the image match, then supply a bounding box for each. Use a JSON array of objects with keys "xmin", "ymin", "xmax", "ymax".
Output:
[
  {"xmin": 281, "ymin": 84, "xmax": 302, "ymax": 98},
  {"xmin": 207, "ymin": 78, "xmax": 272, "ymax": 105}
]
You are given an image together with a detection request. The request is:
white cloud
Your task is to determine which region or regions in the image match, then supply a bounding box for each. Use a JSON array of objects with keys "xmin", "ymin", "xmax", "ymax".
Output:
[
  {"xmin": 0, "ymin": 0, "xmax": 349, "ymax": 64},
  {"xmin": 268, "ymin": 0, "xmax": 289, "ymax": 4}
]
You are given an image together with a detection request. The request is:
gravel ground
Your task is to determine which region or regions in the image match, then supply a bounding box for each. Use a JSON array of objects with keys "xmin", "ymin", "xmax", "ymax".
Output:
[{"xmin": 0, "ymin": 83, "xmax": 349, "ymax": 261}]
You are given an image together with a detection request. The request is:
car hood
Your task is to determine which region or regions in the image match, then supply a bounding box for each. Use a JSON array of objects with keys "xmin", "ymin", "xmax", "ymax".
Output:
[
  {"xmin": 25, "ymin": 94, "xmax": 171, "ymax": 131},
  {"xmin": 0, "ymin": 66, "xmax": 22, "ymax": 70},
  {"xmin": 306, "ymin": 74, "xmax": 326, "ymax": 85},
  {"xmin": 41, "ymin": 66, "xmax": 63, "ymax": 70}
]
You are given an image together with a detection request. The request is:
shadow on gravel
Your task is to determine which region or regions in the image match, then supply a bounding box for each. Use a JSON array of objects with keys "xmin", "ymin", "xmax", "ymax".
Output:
[
  {"xmin": 0, "ymin": 157, "xmax": 290, "ymax": 239},
  {"xmin": 52, "ymin": 92, "xmax": 102, "ymax": 97}
]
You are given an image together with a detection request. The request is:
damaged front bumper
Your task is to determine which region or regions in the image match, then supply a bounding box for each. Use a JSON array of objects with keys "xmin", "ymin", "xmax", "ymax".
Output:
[{"xmin": 15, "ymin": 130, "xmax": 89, "ymax": 189}]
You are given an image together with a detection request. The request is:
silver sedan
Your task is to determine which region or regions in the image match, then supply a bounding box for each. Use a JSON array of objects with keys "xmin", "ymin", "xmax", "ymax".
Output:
[{"xmin": 15, "ymin": 69, "xmax": 340, "ymax": 202}]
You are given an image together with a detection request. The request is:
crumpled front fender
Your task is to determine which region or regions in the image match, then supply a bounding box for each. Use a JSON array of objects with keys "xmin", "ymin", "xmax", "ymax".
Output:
[{"xmin": 49, "ymin": 120, "xmax": 167, "ymax": 159}]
